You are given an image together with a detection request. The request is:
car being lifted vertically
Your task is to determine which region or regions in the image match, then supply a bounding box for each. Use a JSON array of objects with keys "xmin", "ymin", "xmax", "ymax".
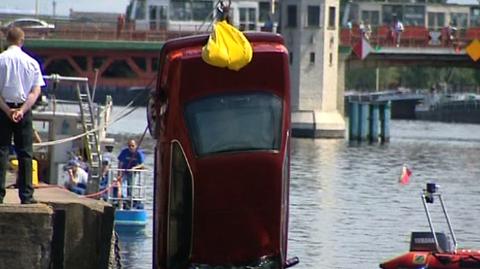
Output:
[{"xmin": 147, "ymin": 32, "xmax": 298, "ymax": 269}]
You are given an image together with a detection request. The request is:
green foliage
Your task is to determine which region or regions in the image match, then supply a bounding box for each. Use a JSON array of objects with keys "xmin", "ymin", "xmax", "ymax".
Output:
[{"xmin": 346, "ymin": 67, "xmax": 480, "ymax": 92}]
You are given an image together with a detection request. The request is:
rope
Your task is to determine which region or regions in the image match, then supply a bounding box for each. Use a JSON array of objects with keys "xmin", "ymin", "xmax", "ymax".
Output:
[
  {"xmin": 32, "ymin": 98, "xmax": 140, "ymax": 147},
  {"xmin": 137, "ymin": 125, "xmax": 149, "ymax": 151},
  {"xmin": 82, "ymin": 179, "xmax": 120, "ymax": 199},
  {"xmin": 196, "ymin": 8, "xmax": 216, "ymax": 34},
  {"xmin": 33, "ymin": 74, "xmax": 156, "ymax": 148},
  {"xmin": 195, "ymin": 0, "xmax": 232, "ymax": 34},
  {"xmin": 215, "ymin": 0, "xmax": 232, "ymax": 22},
  {"xmin": 33, "ymin": 122, "xmax": 105, "ymax": 147},
  {"xmin": 8, "ymin": 176, "xmax": 120, "ymax": 198}
]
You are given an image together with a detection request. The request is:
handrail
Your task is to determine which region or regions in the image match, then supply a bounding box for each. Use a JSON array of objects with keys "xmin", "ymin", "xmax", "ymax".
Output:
[
  {"xmin": 9, "ymin": 19, "xmax": 480, "ymax": 48},
  {"xmin": 339, "ymin": 25, "xmax": 480, "ymax": 49},
  {"xmin": 422, "ymin": 183, "xmax": 458, "ymax": 253},
  {"xmin": 105, "ymin": 168, "xmax": 152, "ymax": 209}
]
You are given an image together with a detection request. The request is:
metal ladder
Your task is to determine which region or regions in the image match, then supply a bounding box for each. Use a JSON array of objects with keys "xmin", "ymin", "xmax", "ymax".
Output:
[{"xmin": 76, "ymin": 82, "xmax": 102, "ymax": 193}]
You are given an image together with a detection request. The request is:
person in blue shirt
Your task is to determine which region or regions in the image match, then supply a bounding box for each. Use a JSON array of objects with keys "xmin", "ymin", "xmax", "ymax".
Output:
[{"xmin": 117, "ymin": 139, "xmax": 145, "ymax": 206}]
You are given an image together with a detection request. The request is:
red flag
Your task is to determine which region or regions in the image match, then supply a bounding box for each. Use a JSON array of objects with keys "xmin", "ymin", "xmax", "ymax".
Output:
[
  {"xmin": 353, "ymin": 37, "xmax": 372, "ymax": 60},
  {"xmin": 399, "ymin": 165, "xmax": 412, "ymax": 185}
]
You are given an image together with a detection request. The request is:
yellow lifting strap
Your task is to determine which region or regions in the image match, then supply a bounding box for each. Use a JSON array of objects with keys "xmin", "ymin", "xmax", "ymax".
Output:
[{"xmin": 202, "ymin": 20, "xmax": 253, "ymax": 71}]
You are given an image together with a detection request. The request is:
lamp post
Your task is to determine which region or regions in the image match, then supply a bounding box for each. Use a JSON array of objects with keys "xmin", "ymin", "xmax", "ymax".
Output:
[{"xmin": 53, "ymin": 0, "xmax": 57, "ymax": 18}]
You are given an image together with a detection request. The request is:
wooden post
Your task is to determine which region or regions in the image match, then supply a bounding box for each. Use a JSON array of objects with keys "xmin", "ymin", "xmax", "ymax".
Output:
[
  {"xmin": 380, "ymin": 101, "xmax": 391, "ymax": 143},
  {"xmin": 359, "ymin": 103, "xmax": 369, "ymax": 141},
  {"xmin": 348, "ymin": 102, "xmax": 359, "ymax": 141},
  {"xmin": 370, "ymin": 103, "xmax": 380, "ymax": 143}
]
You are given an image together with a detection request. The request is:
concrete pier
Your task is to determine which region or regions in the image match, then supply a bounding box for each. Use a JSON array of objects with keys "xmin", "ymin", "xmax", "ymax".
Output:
[
  {"xmin": 0, "ymin": 187, "xmax": 114, "ymax": 269},
  {"xmin": 292, "ymin": 111, "xmax": 346, "ymax": 138}
]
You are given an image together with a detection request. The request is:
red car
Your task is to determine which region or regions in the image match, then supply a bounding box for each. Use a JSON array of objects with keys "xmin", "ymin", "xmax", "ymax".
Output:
[{"xmin": 148, "ymin": 32, "xmax": 297, "ymax": 269}]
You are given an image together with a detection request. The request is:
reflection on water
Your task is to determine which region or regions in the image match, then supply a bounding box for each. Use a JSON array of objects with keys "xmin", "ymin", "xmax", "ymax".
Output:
[
  {"xmin": 118, "ymin": 233, "xmax": 152, "ymax": 269},
  {"xmin": 113, "ymin": 119, "xmax": 480, "ymax": 269}
]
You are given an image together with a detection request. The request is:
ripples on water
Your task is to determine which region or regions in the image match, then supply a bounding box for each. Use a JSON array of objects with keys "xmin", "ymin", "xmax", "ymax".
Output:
[
  {"xmin": 112, "ymin": 114, "xmax": 480, "ymax": 269},
  {"xmin": 289, "ymin": 120, "xmax": 480, "ymax": 269}
]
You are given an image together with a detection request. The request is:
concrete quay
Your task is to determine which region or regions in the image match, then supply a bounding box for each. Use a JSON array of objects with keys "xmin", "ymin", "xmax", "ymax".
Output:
[{"xmin": 0, "ymin": 187, "xmax": 114, "ymax": 269}]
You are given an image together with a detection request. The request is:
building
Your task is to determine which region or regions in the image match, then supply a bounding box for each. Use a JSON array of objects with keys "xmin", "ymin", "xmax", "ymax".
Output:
[
  {"xmin": 345, "ymin": 0, "xmax": 480, "ymax": 30},
  {"xmin": 126, "ymin": 0, "xmax": 279, "ymax": 32}
]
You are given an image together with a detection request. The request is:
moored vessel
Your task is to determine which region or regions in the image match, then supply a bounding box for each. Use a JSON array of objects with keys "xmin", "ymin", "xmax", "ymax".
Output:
[{"xmin": 415, "ymin": 93, "xmax": 480, "ymax": 124}]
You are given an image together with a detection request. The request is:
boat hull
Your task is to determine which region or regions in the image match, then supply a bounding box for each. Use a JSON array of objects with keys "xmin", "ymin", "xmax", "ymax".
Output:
[
  {"xmin": 416, "ymin": 100, "xmax": 480, "ymax": 124},
  {"xmin": 380, "ymin": 250, "xmax": 480, "ymax": 269},
  {"xmin": 115, "ymin": 209, "xmax": 148, "ymax": 232}
]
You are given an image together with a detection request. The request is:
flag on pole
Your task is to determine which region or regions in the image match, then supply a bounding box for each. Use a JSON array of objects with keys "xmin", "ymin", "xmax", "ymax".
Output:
[
  {"xmin": 399, "ymin": 165, "xmax": 412, "ymax": 185},
  {"xmin": 353, "ymin": 37, "xmax": 372, "ymax": 60}
]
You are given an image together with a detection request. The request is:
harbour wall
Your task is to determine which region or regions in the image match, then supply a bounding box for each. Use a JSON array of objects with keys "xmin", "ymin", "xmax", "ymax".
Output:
[{"xmin": 0, "ymin": 188, "xmax": 114, "ymax": 269}]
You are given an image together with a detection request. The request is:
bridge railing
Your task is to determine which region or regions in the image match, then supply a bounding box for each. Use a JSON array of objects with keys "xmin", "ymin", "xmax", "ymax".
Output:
[
  {"xmin": 340, "ymin": 25, "xmax": 480, "ymax": 49},
  {"xmin": 0, "ymin": 20, "xmax": 211, "ymax": 42},
  {"xmin": 4, "ymin": 19, "xmax": 480, "ymax": 47}
]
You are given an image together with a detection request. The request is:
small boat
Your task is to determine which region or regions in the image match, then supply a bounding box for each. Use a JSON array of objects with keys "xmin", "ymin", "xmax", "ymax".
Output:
[
  {"xmin": 380, "ymin": 183, "xmax": 480, "ymax": 269},
  {"xmin": 32, "ymin": 74, "xmax": 151, "ymax": 232},
  {"xmin": 104, "ymin": 167, "xmax": 152, "ymax": 232}
]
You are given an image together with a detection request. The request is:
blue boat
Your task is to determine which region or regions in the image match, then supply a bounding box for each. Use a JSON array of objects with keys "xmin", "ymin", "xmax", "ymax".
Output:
[
  {"xmin": 105, "ymin": 168, "xmax": 151, "ymax": 232},
  {"xmin": 115, "ymin": 209, "xmax": 148, "ymax": 233}
]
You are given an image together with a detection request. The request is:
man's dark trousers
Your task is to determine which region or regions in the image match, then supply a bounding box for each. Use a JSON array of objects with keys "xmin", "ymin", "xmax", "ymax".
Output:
[{"xmin": 0, "ymin": 106, "xmax": 34, "ymax": 203}]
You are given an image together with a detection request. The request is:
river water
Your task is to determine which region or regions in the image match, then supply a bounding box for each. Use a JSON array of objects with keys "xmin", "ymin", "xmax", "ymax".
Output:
[{"xmin": 109, "ymin": 107, "xmax": 480, "ymax": 269}]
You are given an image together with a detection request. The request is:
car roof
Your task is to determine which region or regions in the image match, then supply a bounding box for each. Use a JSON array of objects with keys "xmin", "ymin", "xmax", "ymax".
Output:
[
  {"xmin": 11, "ymin": 18, "xmax": 46, "ymax": 22},
  {"xmin": 5, "ymin": 18, "xmax": 49, "ymax": 25},
  {"xmin": 160, "ymin": 32, "xmax": 285, "ymax": 60}
]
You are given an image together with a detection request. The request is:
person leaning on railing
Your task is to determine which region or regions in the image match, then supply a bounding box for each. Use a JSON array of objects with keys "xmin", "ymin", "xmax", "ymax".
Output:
[{"xmin": 117, "ymin": 139, "xmax": 145, "ymax": 206}]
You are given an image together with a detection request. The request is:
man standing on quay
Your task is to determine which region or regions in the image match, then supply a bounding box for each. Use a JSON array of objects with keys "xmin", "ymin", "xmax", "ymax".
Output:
[{"xmin": 0, "ymin": 27, "xmax": 44, "ymax": 204}]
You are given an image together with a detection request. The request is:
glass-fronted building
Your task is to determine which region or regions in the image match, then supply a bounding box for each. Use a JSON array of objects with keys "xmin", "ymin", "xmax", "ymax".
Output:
[
  {"xmin": 345, "ymin": 0, "xmax": 480, "ymax": 30},
  {"xmin": 126, "ymin": 0, "xmax": 280, "ymax": 32}
]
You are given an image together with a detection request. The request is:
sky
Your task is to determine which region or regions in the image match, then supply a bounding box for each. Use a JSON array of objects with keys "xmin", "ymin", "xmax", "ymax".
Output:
[{"xmin": 0, "ymin": 0, "xmax": 131, "ymax": 16}]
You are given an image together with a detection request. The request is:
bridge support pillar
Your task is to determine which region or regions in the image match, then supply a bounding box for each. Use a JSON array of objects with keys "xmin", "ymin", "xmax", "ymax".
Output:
[
  {"xmin": 292, "ymin": 110, "xmax": 345, "ymax": 138},
  {"xmin": 282, "ymin": 0, "xmax": 345, "ymax": 138},
  {"xmin": 370, "ymin": 104, "xmax": 380, "ymax": 143},
  {"xmin": 347, "ymin": 101, "xmax": 390, "ymax": 143},
  {"xmin": 380, "ymin": 101, "xmax": 391, "ymax": 143}
]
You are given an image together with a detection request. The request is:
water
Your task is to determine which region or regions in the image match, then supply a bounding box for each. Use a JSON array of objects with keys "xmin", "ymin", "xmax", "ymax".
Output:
[{"xmin": 110, "ymin": 107, "xmax": 480, "ymax": 269}]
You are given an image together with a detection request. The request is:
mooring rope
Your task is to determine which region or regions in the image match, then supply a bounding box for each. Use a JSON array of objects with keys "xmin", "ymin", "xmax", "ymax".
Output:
[
  {"xmin": 81, "ymin": 178, "xmax": 121, "ymax": 199},
  {"xmin": 33, "ymin": 100, "xmax": 139, "ymax": 147}
]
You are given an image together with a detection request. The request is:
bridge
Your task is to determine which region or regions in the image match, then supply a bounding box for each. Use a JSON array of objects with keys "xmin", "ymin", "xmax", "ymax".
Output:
[
  {"xmin": 345, "ymin": 46, "xmax": 474, "ymax": 68},
  {"xmin": 340, "ymin": 25, "xmax": 480, "ymax": 68},
  {"xmin": 19, "ymin": 39, "xmax": 164, "ymax": 90},
  {"xmin": 0, "ymin": 23, "xmax": 474, "ymax": 90},
  {"xmin": 0, "ymin": 25, "xmax": 475, "ymax": 92},
  {"xmin": 2, "ymin": 22, "xmax": 480, "ymax": 134}
]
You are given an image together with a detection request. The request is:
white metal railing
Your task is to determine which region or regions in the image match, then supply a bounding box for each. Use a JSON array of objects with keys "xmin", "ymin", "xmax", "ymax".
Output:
[{"xmin": 105, "ymin": 167, "xmax": 152, "ymax": 210}]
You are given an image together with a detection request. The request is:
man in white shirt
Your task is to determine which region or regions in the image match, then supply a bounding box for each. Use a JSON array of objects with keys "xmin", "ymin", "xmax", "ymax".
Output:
[{"xmin": 0, "ymin": 27, "xmax": 44, "ymax": 204}]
